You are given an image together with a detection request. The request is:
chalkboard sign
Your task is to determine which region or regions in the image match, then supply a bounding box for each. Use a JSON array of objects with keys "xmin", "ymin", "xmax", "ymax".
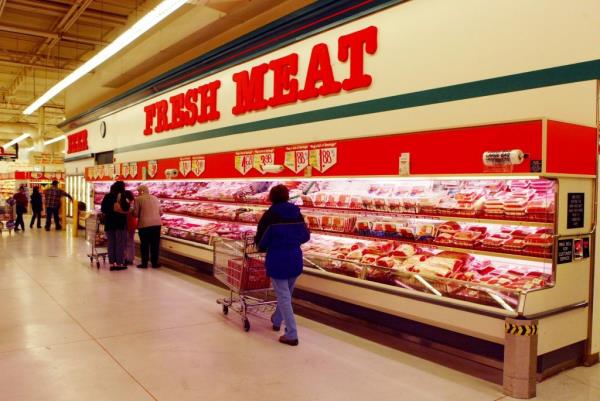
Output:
[
  {"xmin": 567, "ymin": 193, "xmax": 584, "ymax": 229},
  {"xmin": 557, "ymin": 239, "xmax": 573, "ymax": 264}
]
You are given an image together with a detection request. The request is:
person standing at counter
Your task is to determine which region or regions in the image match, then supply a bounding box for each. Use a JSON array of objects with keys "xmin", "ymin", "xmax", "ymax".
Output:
[
  {"xmin": 134, "ymin": 185, "xmax": 162, "ymax": 269},
  {"xmin": 255, "ymin": 184, "xmax": 310, "ymax": 346},
  {"xmin": 44, "ymin": 180, "xmax": 72, "ymax": 231},
  {"xmin": 29, "ymin": 187, "xmax": 43, "ymax": 229},
  {"xmin": 13, "ymin": 186, "xmax": 28, "ymax": 232},
  {"xmin": 101, "ymin": 181, "xmax": 130, "ymax": 271}
]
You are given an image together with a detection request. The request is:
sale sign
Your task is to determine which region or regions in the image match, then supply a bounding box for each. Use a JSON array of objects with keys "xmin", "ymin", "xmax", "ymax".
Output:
[
  {"xmin": 129, "ymin": 162, "xmax": 138, "ymax": 179},
  {"xmin": 147, "ymin": 160, "xmax": 158, "ymax": 178},
  {"xmin": 235, "ymin": 154, "xmax": 253, "ymax": 175},
  {"xmin": 179, "ymin": 158, "xmax": 192, "ymax": 177},
  {"xmin": 191, "ymin": 157, "xmax": 205, "ymax": 177},
  {"xmin": 309, "ymin": 146, "xmax": 337, "ymax": 173},
  {"xmin": 284, "ymin": 149, "xmax": 309, "ymax": 173},
  {"xmin": 122, "ymin": 163, "xmax": 130, "ymax": 178},
  {"xmin": 253, "ymin": 151, "xmax": 275, "ymax": 174}
]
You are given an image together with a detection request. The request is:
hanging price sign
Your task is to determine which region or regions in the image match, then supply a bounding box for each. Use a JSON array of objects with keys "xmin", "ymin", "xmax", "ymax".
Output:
[
  {"xmin": 147, "ymin": 160, "xmax": 158, "ymax": 178},
  {"xmin": 129, "ymin": 162, "xmax": 138, "ymax": 178},
  {"xmin": 179, "ymin": 158, "xmax": 192, "ymax": 177},
  {"xmin": 106, "ymin": 164, "xmax": 115, "ymax": 178},
  {"xmin": 235, "ymin": 154, "xmax": 253, "ymax": 175},
  {"xmin": 284, "ymin": 149, "xmax": 309, "ymax": 173},
  {"xmin": 122, "ymin": 163, "xmax": 130, "ymax": 178},
  {"xmin": 253, "ymin": 152, "xmax": 275, "ymax": 174},
  {"xmin": 114, "ymin": 163, "xmax": 121, "ymax": 178},
  {"xmin": 97, "ymin": 165, "xmax": 105, "ymax": 179},
  {"xmin": 191, "ymin": 157, "xmax": 205, "ymax": 177},
  {"xmin": 309, "ymin": 147, "xmax": 337, "ymax": 173}
]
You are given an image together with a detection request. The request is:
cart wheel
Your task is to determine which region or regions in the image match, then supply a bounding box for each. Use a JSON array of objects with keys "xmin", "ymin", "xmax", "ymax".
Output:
[
  {"xmin": 222, "ymin": 305, "xmax": 228, "ymax": 315},
  {"xmin": 243, "ymin": 318, "xmax": 250, "ymax": 332}
]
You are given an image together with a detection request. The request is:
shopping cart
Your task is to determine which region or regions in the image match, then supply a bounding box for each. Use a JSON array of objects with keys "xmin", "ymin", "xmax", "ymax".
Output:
[
  {"xmin": 213, "ymin": 235, "xmax": 276, "ymax": 331},
  {"xmin": 0, "ymin": 199, "xmax": 15, "ymax": 234},
  {"xmin": 85, "ymin": 213, "xmax": 108, "ymax": 269}
]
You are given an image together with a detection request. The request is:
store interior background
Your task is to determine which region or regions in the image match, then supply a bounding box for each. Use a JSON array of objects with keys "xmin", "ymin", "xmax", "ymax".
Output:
[{"xmin": 1, "ymin": 1, "xmax": 600, "ymax": 399}]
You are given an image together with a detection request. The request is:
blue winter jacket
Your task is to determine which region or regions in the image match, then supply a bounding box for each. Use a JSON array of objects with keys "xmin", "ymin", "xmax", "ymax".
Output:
[{"xmin": 256, "ymin": 202, "xmax": 310, "ymax": 279}]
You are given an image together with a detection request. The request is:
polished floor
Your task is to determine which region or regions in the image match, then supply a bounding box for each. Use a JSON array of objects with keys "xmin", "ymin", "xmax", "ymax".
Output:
[{"xmin": 1, "ymin": 229, "xmax": 599, "ymax": 401}]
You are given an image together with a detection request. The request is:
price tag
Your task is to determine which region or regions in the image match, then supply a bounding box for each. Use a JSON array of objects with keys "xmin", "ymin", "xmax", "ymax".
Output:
[
  {"xmin": 97, "ymin": 165, "xmax": 105, "ymax": 179},
  {"xmin": 191, "ymin": 158, "xmax": 205, "ymax": 177},
  {"xmin": 235, "ymin": 154, "xmax": 253, "ymax": 175},
  {"xmin": 114, "ymin": 163, "xmax": 121, "ymax": 178},
  {"xmin": 106, "ymin": 164, "xmax": 115, "ymax": 178},
  {"xmin": 122, "ymin": 163, "xmax": 130, "ymax": 178},
  {"xmin": 284, "ymin": 150, "xmax": 309, "ymax": 173},
  {"xmin": 179, "ymin": 158, "xmax": 192, "ymax": 177},
  {"xmin": 309, "ymin": 147, "xmax": 337, "ymax": 173},
  {"xmin": 147, "ymin": 160, "xmax": 158, "ymax": 178},
  {"xmin": 399, "ymin": 152, "xmax": 410, "ymax": 176},
  {"xmin": 129, "ymin": 162, "xmax": 138, "ymax": 178},
  {"xmin": 253, "ymin": 152, "xmax": 274, "ymax": 174}
]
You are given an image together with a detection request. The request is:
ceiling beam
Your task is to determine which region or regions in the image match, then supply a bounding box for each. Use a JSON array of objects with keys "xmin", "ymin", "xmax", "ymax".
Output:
[
  {"xmin": 0, "ymin": 59, "xmax": 75, "ymax": 73},
  {"xmin": 0, "ymin": 24, "xmax": 107, "ymax": 46},
  {"xmin": 6, "ymin": 0, "xmax": 128, "ymax": 26}
]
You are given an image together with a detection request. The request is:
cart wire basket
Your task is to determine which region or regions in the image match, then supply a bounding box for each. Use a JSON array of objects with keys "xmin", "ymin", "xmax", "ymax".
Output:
[
  {"xmin": 86, "ymin": 213, "xmax": 108, "ymax": 269},
  {"xmin": 213, "ymin": 235, "xmax": 276, "ymax": 332}
]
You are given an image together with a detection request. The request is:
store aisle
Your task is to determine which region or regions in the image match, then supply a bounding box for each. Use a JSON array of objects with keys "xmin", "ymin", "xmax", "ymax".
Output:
[{"xmin": 0, "ymin": 230, "xmax": 598, "ymax": 401}]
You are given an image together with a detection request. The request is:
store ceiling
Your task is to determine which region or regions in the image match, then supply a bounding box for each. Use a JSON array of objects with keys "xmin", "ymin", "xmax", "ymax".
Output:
[{"xmin": 0, "ymin": 0, "xmax": 300, "ymax": 147}]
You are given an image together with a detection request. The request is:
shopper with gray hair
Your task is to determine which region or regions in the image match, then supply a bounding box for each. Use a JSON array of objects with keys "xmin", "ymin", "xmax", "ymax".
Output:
[{"xmin": 134, "ymin": 185, "xmax": 162, "ymax": 268}]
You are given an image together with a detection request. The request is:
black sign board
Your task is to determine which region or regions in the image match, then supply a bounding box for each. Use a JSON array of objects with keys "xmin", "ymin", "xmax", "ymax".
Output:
[
  {"xmin": 557, "ymin": 239, "xmax": 573, "ymax": 264},
  {"xmin": 567, "ymin": 193, "xmax": 585, "ymax": 229}
]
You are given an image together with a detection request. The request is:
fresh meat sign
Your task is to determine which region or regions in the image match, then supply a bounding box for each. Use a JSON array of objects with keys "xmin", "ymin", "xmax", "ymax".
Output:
[{"xmin": 142, "ymin": 26, "xmax": 378, "ymax": 136}]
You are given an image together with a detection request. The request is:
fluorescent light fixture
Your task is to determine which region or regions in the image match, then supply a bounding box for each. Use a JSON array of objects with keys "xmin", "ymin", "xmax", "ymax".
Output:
[
  {"xmin": 44, "ymin": 135, "xmax": 66, "ymax": 146},
  {"xmin": 23, "ymin": 0, "xmax": 188, "ymax": 115},
  {"xmin": 2, "ymin": 133, "xmax": 31, "ymax": 149}
]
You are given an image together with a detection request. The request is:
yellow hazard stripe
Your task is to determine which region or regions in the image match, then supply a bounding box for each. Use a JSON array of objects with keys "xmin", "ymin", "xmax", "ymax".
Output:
[{"xmin": 505, "ymin": 322, "xmax": 538, "ymax": 336}]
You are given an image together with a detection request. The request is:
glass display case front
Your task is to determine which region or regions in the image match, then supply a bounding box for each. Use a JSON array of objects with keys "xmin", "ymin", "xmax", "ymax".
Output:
[{"xmin": 93, "ymin": 177, "xmax": 556, "ymax": 311}]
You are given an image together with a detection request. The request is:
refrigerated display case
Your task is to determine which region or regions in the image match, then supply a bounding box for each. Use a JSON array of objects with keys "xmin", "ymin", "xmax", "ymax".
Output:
[{"xmin": 85, "ymin": 118, "xmax": 597, "ymax": 369}]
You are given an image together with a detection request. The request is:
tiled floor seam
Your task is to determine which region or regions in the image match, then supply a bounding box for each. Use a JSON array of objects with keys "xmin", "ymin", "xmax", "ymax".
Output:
[
  {"xmin": 0, "ymin": 338, "xmax": 93, "ymax": 355},
  {"xmin": 95, "ymin": 319, "xmax": 225, "ymax": 341},
  {"xmin": 16, "ymin": 266, "xmax": 160, "ymax": 401}
]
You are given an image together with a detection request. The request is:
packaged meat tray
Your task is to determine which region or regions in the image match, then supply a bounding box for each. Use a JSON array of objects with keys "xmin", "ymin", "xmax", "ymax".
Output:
[
  {"xmin": 433, "ymin": 232, "xmax": 454, "ymax": 245},
  {"xmin": 452, "ymin": 230, "xmax": 482, "ymax": 247},
  {"xmin": 481, "ymin": 233, "xmax": 511, "ymax": 249}
]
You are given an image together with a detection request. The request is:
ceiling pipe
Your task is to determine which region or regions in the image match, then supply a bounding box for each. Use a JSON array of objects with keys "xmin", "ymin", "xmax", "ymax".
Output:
[{"xmin": 0, "ymin": 59, "xmax": 74, "ymax": 73}]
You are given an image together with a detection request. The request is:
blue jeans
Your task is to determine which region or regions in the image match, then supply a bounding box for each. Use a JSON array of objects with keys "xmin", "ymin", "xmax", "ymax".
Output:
[
  {"xmin": 106, "ymin": 229, "xmax": 127, "ymax": 265},
  {"xmin": 271, "ymin": 276, "xmax": 298, "ymax": 340}
]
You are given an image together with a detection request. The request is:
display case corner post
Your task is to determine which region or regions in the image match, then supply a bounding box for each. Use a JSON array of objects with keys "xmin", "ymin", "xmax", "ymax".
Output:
[{"xmin": 503, "ymin": 317, "xmax": 538, "ymax": 399}]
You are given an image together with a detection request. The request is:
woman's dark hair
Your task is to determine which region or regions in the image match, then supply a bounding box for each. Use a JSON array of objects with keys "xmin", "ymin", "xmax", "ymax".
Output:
[
  {"xmin": 269, "ymin": 184, "xmax": 289, "ymax": 204},
  {"xmin": 32, "ymin": 186, "xmax": 39, "ymax": 194},
  {"xmin": 111, "ymin": 181, "xmax": 126, "ymax": 194},
  {"xmin": 124, "ymin": 190, "xmax": 135, "ymax": 202}
]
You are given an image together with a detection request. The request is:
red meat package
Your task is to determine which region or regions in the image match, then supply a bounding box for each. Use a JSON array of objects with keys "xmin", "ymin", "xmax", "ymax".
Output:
[
  {"xmin": 391, "ymin": 243, "xmax": 417, "ymax": 258},
  {"xmin": 304, "ymin": 215, "xmax": 321, "ymax": 230},
  {"xmin": 362, "ymin": 241, "xmax": 395, "ymax": 255},
  {"xmin": 434, "ymin": 232, "xmax": 454, "ymax": 245},
  {"xmin": 504, "ymin": 238, "xmax": 526, "ymax": 251},
  {"xmin": 438, "ymin": 221, "xmax": 461, "ymax": 234},
  {"xmin": 452, "ymin": 231, "xmax": 482, "ymax": 247},
  {"xmin": 376, "ymin": 256, "xmax": 398, "ymax": 268},
  {"xmin": 481, "ymin": 233, "xmax": 511, "ymax": 248},
  {"xmin": 360, "ymin": 254, "xmax": 380, "ymax": 266}
]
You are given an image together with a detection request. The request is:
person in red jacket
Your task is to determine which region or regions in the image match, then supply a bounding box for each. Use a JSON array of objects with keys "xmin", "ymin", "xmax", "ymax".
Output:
[{"xmin": 13, "ymin": 186, "xmax": 28, "ymax": 232}]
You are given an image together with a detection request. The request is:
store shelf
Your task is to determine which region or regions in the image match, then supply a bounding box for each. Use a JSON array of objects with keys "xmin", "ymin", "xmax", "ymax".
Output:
[{"xmin": 159, "ymin": 212, "xmax": 551, "ymax": 263}]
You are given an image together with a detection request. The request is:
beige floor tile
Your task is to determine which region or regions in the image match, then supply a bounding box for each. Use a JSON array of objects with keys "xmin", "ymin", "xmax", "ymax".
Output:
[
  {"xmin": 100, "ymin": 321, "xmax": 504, "ymax": 401},
  {"xmin": 0, "ymin": 341, "xmax": 154, "ymax": 401}
]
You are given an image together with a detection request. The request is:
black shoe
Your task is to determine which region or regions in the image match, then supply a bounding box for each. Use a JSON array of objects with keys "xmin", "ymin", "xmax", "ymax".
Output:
[
  {"xmin": 56, "ymin": 227, "xmax": 62, "ymax": 231},
  {"xmin": 37, "ymin": 226, "xmax": 41, "ymax": 229},
  {"xmin": 110, "ymin": 265, "xmax": 128, "ymax": 271},
  {"xmin": 14, "ymin": 228, "xmax": 20, "ymax": 232},
  {"xmin": 279, "ymin": 336, "xmax": 299, "ymax": 346},
  {"xmin": 151, "ymin": 264, "xmax": 161, "ymax": 269},
  {"xmin": 45, "ymin": 227, "xmax": 50, "ymax": 231},
  {"xmin": 137, "ymin": 264, "xmax": 147, "ymax": 269}
]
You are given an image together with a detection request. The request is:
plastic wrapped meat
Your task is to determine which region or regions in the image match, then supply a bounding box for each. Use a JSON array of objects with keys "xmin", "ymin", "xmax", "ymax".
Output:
[
  {"xmin": 481, "ymin": 233, "xmax": 511, "ymax": 248},
  {"xmin": 438, "ymin": 221, "xmax": 461, "ymax": 235},
  {"xmin": 452, "ymin": 230, "xmax": 482, "ymax": 247},
  {"xmin": 434, "ymin": 232, "xmax": 454, "ymax": 245},
  {"xmin": 391, "ymin": 243, "xmax": 417, "ymax": 258}
]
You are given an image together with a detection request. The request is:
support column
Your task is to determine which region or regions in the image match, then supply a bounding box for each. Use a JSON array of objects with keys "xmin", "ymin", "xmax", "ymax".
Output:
[
  {"xmin": 72, "ymin": 197, "xmax": 78, "ymax": 237},
  {"xmin": 503, "ymin": 318, "xmax": 538, "ymax": 399}
]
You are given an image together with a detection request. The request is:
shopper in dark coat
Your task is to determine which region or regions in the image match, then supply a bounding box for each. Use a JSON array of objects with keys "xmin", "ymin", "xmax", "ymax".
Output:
[
  {"xmin": 29, "ymin": 186, "xmax": 43, "ymax": 229},
  {"xmin": 255, "ymin": 184, "xmax": 310, "ymax": 346},
  {"xmin": 101, "ymin": 181, "xmax": 130, "ymax": 271},
  {"xmin": 13, "ymin": 186, "xmax": 28, "ymax": 232}
]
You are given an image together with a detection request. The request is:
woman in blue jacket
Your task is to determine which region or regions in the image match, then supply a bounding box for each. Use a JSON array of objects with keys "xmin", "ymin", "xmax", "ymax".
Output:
[{"xmin": 255, "ymin": 184, "xmax": 310, "ymax": 346}]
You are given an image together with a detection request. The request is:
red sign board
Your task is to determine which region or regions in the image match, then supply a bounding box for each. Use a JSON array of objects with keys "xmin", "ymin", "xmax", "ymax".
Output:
[{"xmin": 67, "ymin": 129, "xmax": 89, "ymax": 154}]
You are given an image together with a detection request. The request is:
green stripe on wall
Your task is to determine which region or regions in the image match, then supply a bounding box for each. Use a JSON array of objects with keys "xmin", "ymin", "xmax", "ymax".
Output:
[{"xmin": 67, "ymin": 58, "xmax": 600, "ymax": 159}]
